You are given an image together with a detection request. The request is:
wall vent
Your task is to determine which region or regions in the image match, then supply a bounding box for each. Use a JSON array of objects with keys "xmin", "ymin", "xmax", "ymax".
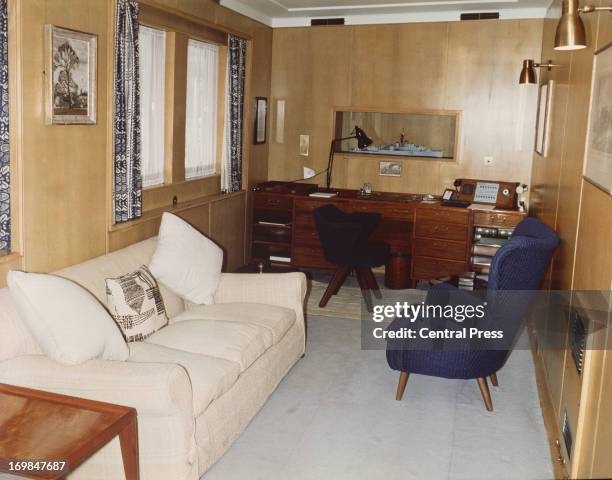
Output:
[
  {"xmin": 562, "ymin": 410, "xmax": 573, "ymax": 459},
  {"xmin": 570, "ymin": 308, "xmax": 587, "ymax": 375},
  {"xmin": 311, "ymin": 18, "xmax": 345, "ymax": 26},
  {"xmin": 460, "ymin": 12, "xmax": 500, "ymax": 20}
]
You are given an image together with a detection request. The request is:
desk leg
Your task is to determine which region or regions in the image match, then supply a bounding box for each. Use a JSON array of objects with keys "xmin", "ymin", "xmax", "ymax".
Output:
[{"xmin": 119, "ymin": 415, "xmax": 140, "ymax": 480}]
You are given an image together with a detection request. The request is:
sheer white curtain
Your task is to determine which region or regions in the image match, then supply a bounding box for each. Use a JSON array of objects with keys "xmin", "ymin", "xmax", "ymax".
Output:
[
  {"xmin": 139, "ymin": 25, "xmax": 166, "ymax": 188},
  {"xmin": 185, "ymin": 39, "xmax": 218, "ymax": 179},
  {"xmin": 221, "ymin": 53, "xmax": 231, "ymax": 192}
]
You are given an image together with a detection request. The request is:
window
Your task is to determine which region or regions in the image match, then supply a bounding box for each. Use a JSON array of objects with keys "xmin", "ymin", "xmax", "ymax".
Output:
[
  {"xmin": 139, "ymin": 26, "xmax": 166, "ymax": 188},
  {"xmin": 185, "ymin": 39, "xmax": 219, "ymax": 179}
]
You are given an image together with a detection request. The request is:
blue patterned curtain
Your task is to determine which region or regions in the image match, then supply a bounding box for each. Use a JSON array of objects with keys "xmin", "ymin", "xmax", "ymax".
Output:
[
  {"xmin": 113, "ymin": 0, "xmax": 141, "ymax": 223},
  {"xmin": 226, "ymin": 35, "xmax": 246, "ymax": 192},
  {"xmin": 0, "ymin": 0, "xmax": 9, "ymax": 254}
]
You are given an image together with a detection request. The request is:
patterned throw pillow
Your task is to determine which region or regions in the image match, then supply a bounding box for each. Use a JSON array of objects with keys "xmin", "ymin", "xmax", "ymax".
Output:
[{"xmin": 106, "ymin": 266, "xmax": 169, "ymax": 342}]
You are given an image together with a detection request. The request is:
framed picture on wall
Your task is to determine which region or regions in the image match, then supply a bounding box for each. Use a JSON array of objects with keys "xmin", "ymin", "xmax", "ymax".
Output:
[
  {"xmin": 535, "ymin": 80, "xmax": 554, "ymax": 157},
  {"xmin": 45, "ymin": 25, "xmax": 97, "ymax": 125},
  {"xmin": 379, "ymin": 161, "xmax": 402, "ymax": 177},
  {"xmin": 584, "ymin": 43, "xmax": 612, "ymax": 194},
  {"xmin": 254, "ymin": 97, "xmax": 268, "ymax": 144}
]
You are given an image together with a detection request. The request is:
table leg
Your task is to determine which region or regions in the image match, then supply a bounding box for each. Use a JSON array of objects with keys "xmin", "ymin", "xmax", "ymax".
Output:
[{"xmin": 119, "ymin": 415, "xmax": 139, "ymax": 480}]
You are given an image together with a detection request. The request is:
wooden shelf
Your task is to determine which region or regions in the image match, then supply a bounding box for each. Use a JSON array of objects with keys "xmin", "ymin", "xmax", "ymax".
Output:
[{"xmin": 252, "ymin": 240, "xmax": 291, "ymax": 247}]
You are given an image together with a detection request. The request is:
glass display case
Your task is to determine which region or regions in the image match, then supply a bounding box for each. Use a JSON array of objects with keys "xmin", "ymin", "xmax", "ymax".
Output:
[{"xmin": 334, "ymin": 110, "xmax": 459, "ymax": 160}]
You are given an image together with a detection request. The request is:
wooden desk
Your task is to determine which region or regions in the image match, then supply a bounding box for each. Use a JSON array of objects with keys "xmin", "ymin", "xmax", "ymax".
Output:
[
  {"xmin": 0, "ymin": 383, "xmax": 138, "ymax": 480},
  {"xmin": 251, "ymin": 182, "xmax": 526, "ymax": 287}
]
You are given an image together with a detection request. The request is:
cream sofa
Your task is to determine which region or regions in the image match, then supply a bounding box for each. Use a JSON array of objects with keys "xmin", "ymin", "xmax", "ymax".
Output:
[{"xmin": 0, "ymin": 238, "xmax": 307, "ymax": 480}]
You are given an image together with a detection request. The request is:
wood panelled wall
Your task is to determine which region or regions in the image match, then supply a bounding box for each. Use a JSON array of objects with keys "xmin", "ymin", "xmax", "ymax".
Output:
[
  {"xmin": 268, "ymin": 20, "xmax": 543, "ymax": 196},
  {"xmin": 0, "ymin": 0, "xmax": 272, "ymax": 286},
  {"xmin": 531, "ymin": 1, "xmax": 612, "ymax": 478}
]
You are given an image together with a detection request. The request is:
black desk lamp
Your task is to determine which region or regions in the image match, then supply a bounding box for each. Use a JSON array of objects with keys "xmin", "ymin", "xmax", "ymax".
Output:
[{"xmin": 323, "ymin": 126, "xmax": 373, "ymax": 192}]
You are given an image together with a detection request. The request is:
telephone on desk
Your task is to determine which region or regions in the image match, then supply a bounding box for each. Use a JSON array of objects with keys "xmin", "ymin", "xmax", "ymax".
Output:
[{"xmin": 442, "ymin": 178, "xmax": 524, "ymax": 210}]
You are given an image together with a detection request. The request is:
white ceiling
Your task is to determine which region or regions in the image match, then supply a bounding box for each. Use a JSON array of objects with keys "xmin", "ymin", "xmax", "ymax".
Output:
[{"xmin": 220, "ymin": 0, "xmax": 553, "ymax": 27}]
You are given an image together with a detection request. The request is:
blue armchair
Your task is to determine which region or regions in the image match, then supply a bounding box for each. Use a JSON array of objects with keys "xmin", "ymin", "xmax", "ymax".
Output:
[{"xmin": 386, "ymin": 217, "xmax": 560, "ymax": 411}]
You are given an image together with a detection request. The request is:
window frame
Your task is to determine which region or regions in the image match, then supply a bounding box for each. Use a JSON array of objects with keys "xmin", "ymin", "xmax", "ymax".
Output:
[{"xmin": 137, "ymin": 4, "xmax": 230, "ymax": 213}]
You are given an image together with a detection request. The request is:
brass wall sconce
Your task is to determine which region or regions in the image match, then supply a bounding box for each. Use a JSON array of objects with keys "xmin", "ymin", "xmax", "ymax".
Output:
[
  {"xmin": 555, "ymin": 0, "xmax": 612, "ymax": 51},
  {"xmin": 519, "ymin": 60, "xmax": 562, "ymax": 85}
]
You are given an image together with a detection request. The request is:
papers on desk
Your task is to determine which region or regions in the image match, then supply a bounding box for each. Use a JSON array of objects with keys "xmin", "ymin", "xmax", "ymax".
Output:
[
  {"xmin": 309, "ymin": 192, "xmax": 338, "ymax": 198},
  {"xmin": 468, "ymin": 203, "xmax": 496, "ymax": 210}
]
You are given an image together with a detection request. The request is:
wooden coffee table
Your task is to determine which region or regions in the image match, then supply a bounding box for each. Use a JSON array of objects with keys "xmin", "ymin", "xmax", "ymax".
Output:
[{"xmin": 0, "ymin": 383, "xmax": 139, "ymax": 479}]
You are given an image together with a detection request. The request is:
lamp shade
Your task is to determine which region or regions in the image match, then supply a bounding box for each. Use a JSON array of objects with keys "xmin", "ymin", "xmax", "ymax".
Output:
[
  {"xmin": 354, "ymin": 126, "xmax": 373, "ymax": 149},
  {"xmin": 519, "ymin": 59, "xmax": 537, "ymax": 85},
  {"xmin": 554, "ymin": 0, "xmax": 587, "ymax": 50}
]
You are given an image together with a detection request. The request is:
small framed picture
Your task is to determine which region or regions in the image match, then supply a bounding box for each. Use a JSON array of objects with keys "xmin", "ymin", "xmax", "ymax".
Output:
[
  {"xmin": 254, "ymin": 97, "xmax": 268, "ymax": 144},
  {"xmin": 379, "ymin": 161, "xmax": 402, "ymax": 177},
  {"xmin": 535, "ymin": 80, "xmax": 554, "ymax": 156},
  {"xmin": 45, "ymin": 25, "xmax": 97, "ymax": 125},
  {"xmin": 299, "ymin": 134, "xmax": 309, "ymax": 156},
  {"xmin": 584, "ymin": 43, "xmax": 612, "ymax": 194}
]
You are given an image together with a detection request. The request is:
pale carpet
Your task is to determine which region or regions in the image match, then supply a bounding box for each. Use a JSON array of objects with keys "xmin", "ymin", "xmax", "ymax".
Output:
[
  {"xmin": 204, "ymin": 314, "xmax": 554, "ymax": 480},
  {"xmin": 306, "ymin": 272, "xmax": 426, "ymax": 320}
]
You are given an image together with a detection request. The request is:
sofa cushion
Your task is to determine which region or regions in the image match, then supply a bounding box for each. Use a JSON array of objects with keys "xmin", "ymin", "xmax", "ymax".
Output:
[
  {"xmin": 174, "ymin": 303, "xmax": 296, "ymax": 346},
  {"xmin": 149, "ymin": 213, "xmax": 223, "ymax": 305},
  {"xmin": 106, "ymin": 266, "xmax": 169, "ymax": 342},
  {"xmin": 56, "ymin": 237, "xmax": 186, "ymax": 319},
  {"xmin": 7, "ymin": 271, "xmax": 129, "ymax": 365},
  {"xmin": 129, "ymin": 342, "xmax": 240, "ymax": 416},
  {"xmin": 0, "ymin": 289, "xmax": 42, "ymax": 360},
  {"xmin": 146, "ymin": 320, "xmax": 269, "ymax": 372}
]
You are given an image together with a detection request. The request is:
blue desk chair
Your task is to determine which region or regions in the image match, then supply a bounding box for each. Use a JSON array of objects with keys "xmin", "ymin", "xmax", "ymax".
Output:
[{"xmin": 386, "ymin": 217, "xmax": 560, "ymax": 411}]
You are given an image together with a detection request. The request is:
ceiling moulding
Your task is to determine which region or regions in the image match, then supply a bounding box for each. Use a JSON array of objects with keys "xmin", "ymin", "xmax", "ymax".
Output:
[
  {"xmin": 271, "ymin": 8, "xmax": 549, "ymax": 28},
  {"xmin": 286, "ymin": 0, "xmax": 522, "ymax": 12},
  {"xmin": 218, "ymin": 1, "xmax": 549, "ymax": 28},
  {"xmin": 219, "ymin": 0, "xmax": 274, "ymax": 27}
]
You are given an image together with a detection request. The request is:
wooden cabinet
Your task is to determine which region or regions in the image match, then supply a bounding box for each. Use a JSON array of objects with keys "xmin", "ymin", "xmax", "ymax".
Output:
[
  {"xmin": 411, "ymin": 206, "xmax": 471, "ymax": 281},
  {"xmin": 251, "ymin": 192, "xmax": 294, "ymax": 264}
]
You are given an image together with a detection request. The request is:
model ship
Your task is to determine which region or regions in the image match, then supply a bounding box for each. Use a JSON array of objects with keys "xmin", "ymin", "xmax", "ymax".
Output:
[{"xmin": 349, "ymin": 131, "xmax": 445, "ymax": 158}]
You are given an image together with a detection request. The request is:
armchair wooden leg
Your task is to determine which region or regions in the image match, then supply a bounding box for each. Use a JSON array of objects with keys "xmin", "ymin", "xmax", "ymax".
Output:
[
  {"xmin": 355, "ymin": 268, "xmax": 374, "ymax": 312},
  {"xmin": 319, "ymin": 266, "xmax": 351, "ymax": 307},
  {"xmin": 477, "ymin": 377, "xmax": 493, "ymax": 412},
  {"xmin": 396, "ymin": 371, "xmax": 409, "ymax": 401},
  {"xmin": 490, "ymin": 372, "xmax": 498, "ymax": 387}
]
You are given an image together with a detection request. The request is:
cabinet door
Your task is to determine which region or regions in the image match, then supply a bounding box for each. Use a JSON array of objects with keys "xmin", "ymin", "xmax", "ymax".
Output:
[{"xmin": 210, "ymin": 194, "xmax": 246, "ymax": 272}]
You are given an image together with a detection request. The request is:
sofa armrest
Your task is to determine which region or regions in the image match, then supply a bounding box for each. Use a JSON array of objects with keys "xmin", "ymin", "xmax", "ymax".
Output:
[
  {"xmin": 0, "ymin": 355, "xmax": 194, "ymax": 418},
  {"xmin": 214, "ymin": 272, "xmax": 307, "ymax": 314}
]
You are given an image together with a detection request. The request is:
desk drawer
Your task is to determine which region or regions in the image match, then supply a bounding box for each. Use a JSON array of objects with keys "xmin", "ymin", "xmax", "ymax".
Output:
[
  {"xmin": 413, "ymin": 238, "xmax": 467, "ymax": 262},
  {"xmin": 415, "ymin": 220, "xmax": 468, "ymax": 241},
  {"xmin": 254, "ymin": 193, "xmax": 293, "ymax": 212},
  {"xmin": 473, "ymin": 211, "xmax": 524, "ymax": 228},
  {"xmin": 294, "ymin": 198, "xmax": 345, "ymax": 214},
  {"xmin": 350, "ymin": 202, "xmax": 414, "ymax": 220},
  {"xmin": 293, "ymin": 228, "xmax": 321, "ymax": 248},
  {"xmin": 417, "ymin": 207, "xmax": 469, "ymax": 225},
  {"xmin": 292, "ymin": 246, "xmax": 333, "ymax": 269},
  {"xmin": 412, "ymin": 256, "xmax": 467, "ymax": 280},
  {"xmin": 294, "ymin": 212, "xmax": 316, "ymax": 229}
]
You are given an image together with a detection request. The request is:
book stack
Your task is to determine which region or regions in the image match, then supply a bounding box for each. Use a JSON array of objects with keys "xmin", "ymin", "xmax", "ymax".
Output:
[
  {"xmin": 458, "ymin": 271, "xmax": 476, "ymax": 291},
  {"xmin": 471, "ymin": 227, "xmax": 513, "ymax": 273}
]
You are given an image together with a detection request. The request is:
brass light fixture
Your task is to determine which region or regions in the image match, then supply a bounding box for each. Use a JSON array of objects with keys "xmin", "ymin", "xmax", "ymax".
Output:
[
  {"xmin": 519, "ymin": 59, "xmax": 562, "ymax": 85},
  {"xmin": 554, "ymin": 0, "xmax": 612, "ymax": 51}
]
